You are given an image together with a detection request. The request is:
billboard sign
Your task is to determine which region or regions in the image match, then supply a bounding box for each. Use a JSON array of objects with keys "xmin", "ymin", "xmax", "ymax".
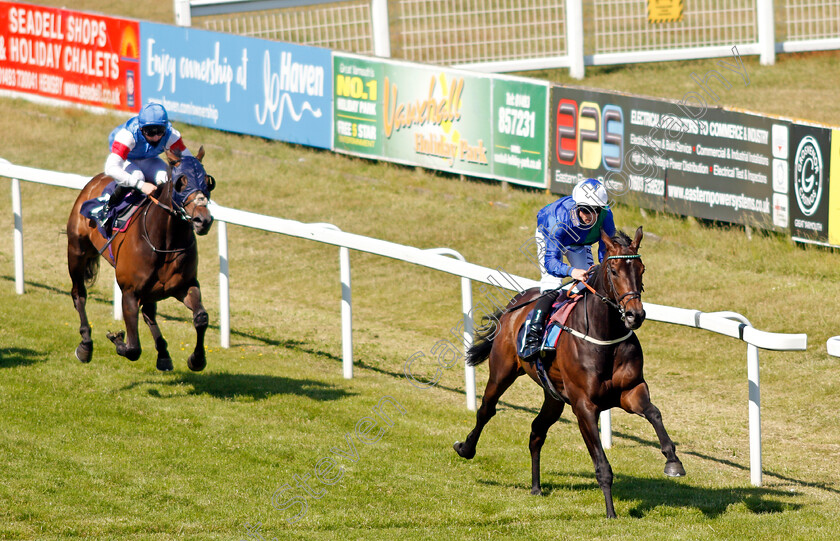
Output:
[
  {"xmin": 789, "ymin": 123, "xmax": 832, "ymax": 243},
  {"xmin": 548, "ymin": 85, "xmax": 783, "ymax": 231},
  {"xmin": 140, "ymin": 23, "xmax": 332, "ymax": 148},
  {"xmin": 0, "ymin": 2, "xmax": 141, "ymax": 112}
]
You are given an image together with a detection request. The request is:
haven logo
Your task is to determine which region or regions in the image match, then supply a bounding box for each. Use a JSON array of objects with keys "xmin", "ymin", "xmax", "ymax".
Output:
[{"xmin": 793, "ymin": 135, "xmax": 823, "ymax": 216}]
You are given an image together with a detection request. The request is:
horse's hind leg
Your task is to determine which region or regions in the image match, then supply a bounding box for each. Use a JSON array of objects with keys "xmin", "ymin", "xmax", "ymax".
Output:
[
  {"xmin": 178, "ymin": 284, "xmax": 208, "ymax": 372},
  {"xmin": 68, "ymin": 249, "xmax": 95, "ymax": 363},
  {"xmin": 453, "ymin": 350, "xmax": 520, "ymax": 460},
  {"xmin": 142, "ymin": 302, "xmax": 173, "ymax": 372},
  {"xmin": 621, "ymin": 383, "xmax": 685, "ymax": 477},
  {"xmin": 107, "ymin": 290, "xmax": 142, "ymax": 361},
  {"xmin": 529, "ymin": 391, "xmax": 565, "ymax": 495}
]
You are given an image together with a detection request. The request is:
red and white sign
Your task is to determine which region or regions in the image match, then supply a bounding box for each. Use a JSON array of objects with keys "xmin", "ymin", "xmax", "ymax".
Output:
[{"xmin": 0, "ymin": 2, "xmax": 140, "ymax": 112}]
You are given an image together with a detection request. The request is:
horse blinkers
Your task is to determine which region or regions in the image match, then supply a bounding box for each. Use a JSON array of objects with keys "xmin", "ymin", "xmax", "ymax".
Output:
[{"xmin": 172, "ymin": 166, "xmax": 214, "ymax": 236}]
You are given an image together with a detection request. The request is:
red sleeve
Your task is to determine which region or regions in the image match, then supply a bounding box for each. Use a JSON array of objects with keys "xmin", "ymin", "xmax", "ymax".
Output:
[
  {"xmin": 110, "ymin": 141, "xmax": 130, "ymax": 159},
  {"xmin": 169, "ymin": 138, "xmax": 187, "ymax": 153}
]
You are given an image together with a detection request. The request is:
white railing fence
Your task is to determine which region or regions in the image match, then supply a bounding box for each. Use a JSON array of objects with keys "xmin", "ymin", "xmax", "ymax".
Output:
[
  {"xmin": 828, "ymin": 336, "xmax": 840, "ymax": 357},
  {"xmin": 174, "ymin": 0, "xmax": 840, "ymax": 77},
  {"xmin": 2, "ymin": 160, "xmax": 807, "ymax": 487}
]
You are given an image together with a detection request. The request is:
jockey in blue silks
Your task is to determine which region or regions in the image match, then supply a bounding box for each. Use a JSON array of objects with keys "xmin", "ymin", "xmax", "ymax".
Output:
[
  {"xmin": 520, "ymin": 178, "xmax": 616, "ymax": 361},
  {"xmin": 96, "ymin": 103, "xmax": 192, "ymax": 233}
]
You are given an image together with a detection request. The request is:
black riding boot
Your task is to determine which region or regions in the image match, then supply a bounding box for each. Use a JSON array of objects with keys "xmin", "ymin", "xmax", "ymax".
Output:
[
  {"xmin": 521, "ymin": 290, "xmax": 560, "ymax": 362},
  {"xmin": 102, "ymin": 186, "xmax": 128, "ymax": 237}
]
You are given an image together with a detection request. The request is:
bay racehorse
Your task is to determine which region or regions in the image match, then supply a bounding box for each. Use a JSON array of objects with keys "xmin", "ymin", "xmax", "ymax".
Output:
[
  {"xmin": 67, "ymin": 147, "xmax": 215, "ymax": 372},
  {"xmin": 454, "ymin": 227, "xmax": 685, "ymax": 518}
]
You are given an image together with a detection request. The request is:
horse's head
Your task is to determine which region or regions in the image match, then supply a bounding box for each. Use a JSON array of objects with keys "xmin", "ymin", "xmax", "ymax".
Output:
[
  {"xmin": 166, "ymin": 146, "xmax": 215, "ymax": 236},
  {"xmin": 600, "ymin": 226, "xmax": 645, "ymax": 330}
]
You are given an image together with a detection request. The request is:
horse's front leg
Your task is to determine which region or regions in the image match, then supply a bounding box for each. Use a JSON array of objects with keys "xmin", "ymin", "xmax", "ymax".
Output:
[
  {"xmin": 179, "ymin": 283, "xmax": 208, "ymax": 372},
  {"xmin": 574, "ymin": 400, "xmax": 616, "ymax": 518},
  {"xmin": 142, "ymin": 302, "xmax": 173, "ymax": 372},
  {"xmin": 107, "ymin": 290, "xmax": 142, "ymax": 361},
  {"xmin": 621, "ymin": 383, "xmax": 685, "ymax": 477}
]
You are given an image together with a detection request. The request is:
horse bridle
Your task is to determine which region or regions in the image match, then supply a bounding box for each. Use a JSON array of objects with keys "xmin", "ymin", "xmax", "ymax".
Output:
[
  {"xmin": 601, "ymin": 254, "xmax": 643, "ymax": 321},
  {"xmin": 141, "ymin": 182, "xmax": 208, "ymax": 254}
]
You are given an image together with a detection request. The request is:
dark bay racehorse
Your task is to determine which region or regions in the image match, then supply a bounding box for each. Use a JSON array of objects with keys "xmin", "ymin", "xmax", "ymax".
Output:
[
  {"xmin": 454, "ymin": 227, "xmax": 685, "ymax": 518},
  {"xmin": 67, "ymin": 148, "xmax": 216, "ymax": 372}
]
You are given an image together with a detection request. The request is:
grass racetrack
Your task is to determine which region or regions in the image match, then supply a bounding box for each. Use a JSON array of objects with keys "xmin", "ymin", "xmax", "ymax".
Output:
[{"xmin": 2, "ymin": 2, "xmax": 840, "ymax": 539}]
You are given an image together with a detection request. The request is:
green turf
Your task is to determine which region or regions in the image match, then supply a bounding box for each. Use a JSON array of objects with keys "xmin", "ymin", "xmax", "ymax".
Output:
[{"xmin": 2, "ymin": 3, "xmax": 840, "ymax": 540}]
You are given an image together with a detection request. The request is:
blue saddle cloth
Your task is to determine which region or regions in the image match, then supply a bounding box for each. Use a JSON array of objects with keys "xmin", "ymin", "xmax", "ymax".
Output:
[{"xmin": 79, "ymin": 181, "xmax": 145, "ymax": 238}]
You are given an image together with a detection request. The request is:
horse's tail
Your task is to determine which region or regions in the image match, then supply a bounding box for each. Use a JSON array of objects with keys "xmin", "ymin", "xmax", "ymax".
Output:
[
  {"xmin": 466, "ymin": 308, "xmax": 504, "ymax": 367},
  {"xmin": 84, "ymin": 257, "xmax": 100, "ymax": 288}
]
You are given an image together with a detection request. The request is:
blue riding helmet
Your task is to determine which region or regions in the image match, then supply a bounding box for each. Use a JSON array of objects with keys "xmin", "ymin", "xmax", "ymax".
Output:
[{"xmin": 138, "ymin": 103, "xmax": 168, "ymax": 128}]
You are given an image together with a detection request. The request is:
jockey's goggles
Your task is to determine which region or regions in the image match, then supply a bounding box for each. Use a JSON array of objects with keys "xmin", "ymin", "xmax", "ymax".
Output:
[
  {"xmin": 142, "ymin": 125, "xmax": 166, "ymax": 138},
  {"xmin": 577, "ymin": 205, "xmax": 602, "ymax": 217}
]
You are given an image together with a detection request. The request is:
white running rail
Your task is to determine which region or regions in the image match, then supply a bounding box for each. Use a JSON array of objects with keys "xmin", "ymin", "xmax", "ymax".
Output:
[{"xmin": 2, "ymin": 160, "xmax": 807, "ymax": 487}]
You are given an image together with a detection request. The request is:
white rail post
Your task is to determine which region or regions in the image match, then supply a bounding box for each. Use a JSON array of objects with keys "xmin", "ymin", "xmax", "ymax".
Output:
[
  {"xmin": 460, "ymin": 274, "xmax": 475, "ymax": 411},
  {"xmin": 310, "ymin": 223, "xmax": 353, "ymax": 378},
  {"xmin": 173, "ymin": 0, "xmax": 192, "ymax": 27},
  {"xmin": 218, "ymin": 220, "xmax": 230, "ymax": 348},
  {"xmin": 424, "ymin": 248, "xmax": 475, "ymax": 409},
  {"xmin": 340, "ymin": 246, "xmax": 353, "ymax": 379},
  {"xmin": 747, "ymin": 343, "xmax": 762, "ymax": 486},
  {"xmin": 565, "ymin": 0, "xmax": 585, "ymax": 79},
  {"xmin": 113, "ymin": 279, "xmax": 123, "ymax": 321},
  {"xmin": 600, "ymin": 410, "xmax": 612, "ymax": 449},
  {"xmin": 371, "ymin": 0, "xmax": 391, "ymax": 57},
  {"xmin": 11, "ymin": 177, "xmax": 24, "ymax": 294},
  {"xmin": 756, "ymin": 0, "xmax": 776, "ymax": 66},
  {"xmin": 708, "ymin": 311, "xmax": 762, "ymax": 486}
]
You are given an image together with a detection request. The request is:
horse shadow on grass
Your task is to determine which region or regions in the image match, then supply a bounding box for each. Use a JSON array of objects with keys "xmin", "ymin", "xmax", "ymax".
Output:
[
  {"xmin": 479, "ymin": 471, "xmax": 801, "ymax": 518},
  {"xmin": 0, "ymin": 347, "xmax": 46, "ymax": 368},
  {"xmin": 120, "ymin": 371, "xmax": 355, "ymax": 402}
]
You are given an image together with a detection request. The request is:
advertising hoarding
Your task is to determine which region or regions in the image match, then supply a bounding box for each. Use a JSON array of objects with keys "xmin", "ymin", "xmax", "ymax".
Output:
[
  {"xmin": 333, "ymin": 54, "xmax": 384, "ymax": 158},
  {"xmin": 0, "ymin": 2, "xmax": 140, "ymax": 112},
  {"xmin": 548, "ymin": 85, "xmax": 784, "ymax": 231},
  {"xmin": 491, "ymin": 77, "xmax": 548, "ymax": 188},
  {"xmin": 789, "ymin": 123, "xmax": 832, "ymax": 243},
  {"xmin": 140, "ymin": 23, "xmax": 332, "ymax": 148},
  {"xmin": 332, "ymin": 53, "xmax": 548, "ymax": 187}
]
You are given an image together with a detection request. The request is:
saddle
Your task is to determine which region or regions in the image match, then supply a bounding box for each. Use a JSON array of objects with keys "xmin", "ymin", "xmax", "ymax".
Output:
[{"xmin": 79, "ymin": 181, "xmax": 146, "ymax": 238}]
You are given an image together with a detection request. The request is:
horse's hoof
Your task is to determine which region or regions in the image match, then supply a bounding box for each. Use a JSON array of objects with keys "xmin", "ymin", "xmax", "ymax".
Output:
[
  {"xmin": 157, "ymin": 357, "xmax": 174, "ymax": 372},
  {"xmin": 106, "ymin": 330, "xmax": 125, "ymax": 344},
  {"xmin": 664, "ymin": 461, "xmax": 686, "ymax": 477},
  {"xmin": 453, "ymin": 441, "xmax": 475, "ymax": 460},
  {"xmin": 187, "ymin": 353, "xmax": 206, "ymax": 372},
  {"xmin": 530, "ymin": 487, "xmax": 542, "ymax": 496},
  {"xmin": 75, "ymin": 341, "xmax": 93, "ymax": 363}
]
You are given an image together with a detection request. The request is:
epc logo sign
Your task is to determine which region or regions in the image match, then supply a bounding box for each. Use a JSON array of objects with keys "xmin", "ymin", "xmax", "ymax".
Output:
[{"xmin": 555, "ymin": 99, "xmax": 623, "ymax": 171}]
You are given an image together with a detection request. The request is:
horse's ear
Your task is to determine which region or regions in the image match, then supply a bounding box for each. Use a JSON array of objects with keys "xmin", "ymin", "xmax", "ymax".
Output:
[
  {"xmin": 600, "ymin": 227, "xmax": 616, "ymax": 252},
  {"xmin": 630, "ymin": 226, "xmax": 644, "ymax": 251},
  {"xmin": 165, "ymin": 148, "xmax": 181, "ymax": 165},
  {"xmin": 195, "ymin": 146, "xmax": 205, "ymax": 162}
]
